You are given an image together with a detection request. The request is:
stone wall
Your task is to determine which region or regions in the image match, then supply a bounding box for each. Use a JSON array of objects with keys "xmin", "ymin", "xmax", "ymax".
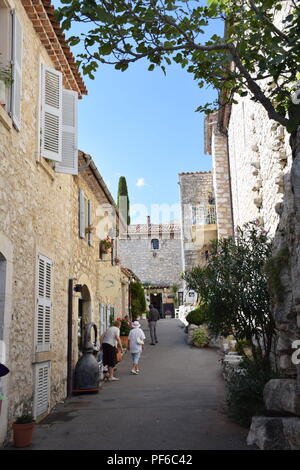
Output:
[
  {"xmin": 178, "ymin": 172, "xmax": 217, "ymax": 272},
  {"xmin": 118, "ymin": 233, "xmax": 183, "ymax": 287},
  {"xmin": 0, "ymin": 2, "xmax": 127, "ymax": 444},
  {"xmin": 228, "ymin": 99, "xmax": 292, "ymax": 237}
]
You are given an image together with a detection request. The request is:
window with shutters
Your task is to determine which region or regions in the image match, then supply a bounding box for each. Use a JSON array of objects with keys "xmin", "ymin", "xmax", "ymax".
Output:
[
  {"xmin": 55, "ymin": 89, "xmax": 78, "ymax": 175},
  {"xmin": 0, "ymin": 4, "xmax": 22, "ymax": 130},
  {"xmin": 40, "ymin": 65, "xmax": 62, "ymax": 162},
  {"xmin": 79, "ymin": 189, "xmax": 93, "ymax": 244},
  {"xmin": 36, "ymin": 254, "xmax": 52, "ymax": 352},
  {"xmin": 34, "ymin": 362, "xmax": 50, "ymax": 417}
]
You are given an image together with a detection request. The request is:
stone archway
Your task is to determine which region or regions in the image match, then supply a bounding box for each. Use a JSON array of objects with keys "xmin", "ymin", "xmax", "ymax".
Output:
[{"xmin": 77, "ymin": 284, "xmax": 93, "ymax": 356}]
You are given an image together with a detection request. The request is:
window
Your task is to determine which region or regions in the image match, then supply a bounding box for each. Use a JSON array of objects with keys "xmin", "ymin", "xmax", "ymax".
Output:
[
  {"xmin": 40, "ymin": 64, "xmax": 78, "ymax": 174},
  {"xmin": 36, "ymin": 254, "xmax": 52, "ymax": 352},
  {"xmin": 0, "ymin": 4, "xmax": 22, "ymax": 130},
  {"xmin": 151, "ymin": 239, "xmax": 159, "ymax": 250},
  {"xmin": 34, "ymin": 362, "xmax": 50, "ymax": 417},
  {"xmin": 79, "ymin": 189, "xmax": 92, "ymax": 244},
  {"xmin": 191, "ymin": 205, "xmax": 216, "ymax": 225}
]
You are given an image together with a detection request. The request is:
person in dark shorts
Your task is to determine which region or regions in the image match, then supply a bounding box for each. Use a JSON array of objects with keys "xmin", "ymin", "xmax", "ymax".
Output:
[{"xmin": 101, "ymin": 320, "xmax": 123, "ymax": 381}]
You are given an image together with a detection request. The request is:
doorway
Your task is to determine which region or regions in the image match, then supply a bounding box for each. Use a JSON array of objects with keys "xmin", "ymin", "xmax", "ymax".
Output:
[
  {"xmin": 77, "ymin": 285, "xmax": 92, "ymax": 356},
  {"xmin": 150, "ymin": 293, "xmax": 162, "ymax": 316},
  {"xmin": 0, "ymin": 253, "xmax": 6, "ymax": 346}
]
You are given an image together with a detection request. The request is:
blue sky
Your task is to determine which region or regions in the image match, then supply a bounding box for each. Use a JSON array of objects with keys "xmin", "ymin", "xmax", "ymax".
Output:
[{"xmin": 61, "ymin": 3, "xmax": 223, "ymax": 223}]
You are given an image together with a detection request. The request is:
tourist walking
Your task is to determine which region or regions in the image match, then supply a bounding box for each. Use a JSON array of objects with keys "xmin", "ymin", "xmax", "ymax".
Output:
[
  {"xmin": 128, "ymin": 321, "xmax": 146, "ymax": 375},
  {"xmin": 148, "ymin": 304, "xmax": 160, "ymax": 345},
  {"xmin": 101, "ymin": 320, "xmax": 123, "ymax": 381}
]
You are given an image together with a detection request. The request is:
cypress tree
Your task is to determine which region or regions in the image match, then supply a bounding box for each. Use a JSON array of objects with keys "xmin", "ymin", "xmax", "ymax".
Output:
[{"xmin": 117, "ymin": 176, "xmax": 130, "ymax": 225}]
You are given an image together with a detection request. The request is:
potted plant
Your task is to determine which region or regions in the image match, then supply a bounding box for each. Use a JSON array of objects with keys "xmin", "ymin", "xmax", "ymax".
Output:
[
  {"xmin": 119, "ymin": 318, "xmax": 131, "ymax": 348},
  {"xmin": 100, "ymin": 238, "xmax": 113, "ymax": 261},
  {"xmin": 192, "ymin": 328, "xmax": 210, "ymax": 348},
  {"xmin": 12, "ymin": 413, "xmax": 35, "ymax": 448}
]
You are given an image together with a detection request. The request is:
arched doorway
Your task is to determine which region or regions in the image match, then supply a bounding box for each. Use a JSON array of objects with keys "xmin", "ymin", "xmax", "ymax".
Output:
[{"xmin": 77, "ymin": 284, "xmax": 92, "ymax": 355}]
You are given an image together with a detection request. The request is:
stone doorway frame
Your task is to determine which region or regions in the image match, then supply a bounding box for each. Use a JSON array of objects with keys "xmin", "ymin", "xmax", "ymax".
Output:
[{"xmin": 0, "ymin": 233, "xmax": 13, "ymax": 446}]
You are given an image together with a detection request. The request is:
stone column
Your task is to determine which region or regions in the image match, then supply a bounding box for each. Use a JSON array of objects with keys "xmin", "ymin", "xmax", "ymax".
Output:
[{"xmin": 211, "ymin": 126, "xmax": 234, "ymax": 238}]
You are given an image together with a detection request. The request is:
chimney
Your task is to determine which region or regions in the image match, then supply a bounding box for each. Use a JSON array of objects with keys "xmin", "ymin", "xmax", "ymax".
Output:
[{"xmin": 147, "ymin": 216, "xmax": 151, "ymax": 225}]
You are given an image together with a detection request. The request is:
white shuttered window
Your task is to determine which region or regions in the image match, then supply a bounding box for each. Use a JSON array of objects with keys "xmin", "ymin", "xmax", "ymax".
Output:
[
  {"xmin": 35, "ymin": 362, "xmax": 50, "ymax": 417},
  {"xmin": 79, "ymin": 189, "xmax": 85, "ymax": 238},
  {"xmin": 36, "ymin": 254, "xmax": 52, "ymax": 352},
  {"xmin": 55, "ymin": 89, "xmax": 78, "ymax": 174},
  {"xmin": 11, "ymin": 10, "xmax": 22, "ymax": 130},
  {"xmin": 41, "ymin": 65, "xmax": 62, "ymax": 161}
]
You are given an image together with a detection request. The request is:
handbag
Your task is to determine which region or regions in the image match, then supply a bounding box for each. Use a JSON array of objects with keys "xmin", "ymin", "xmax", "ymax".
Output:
[{"xmin": 116, "ymin": 348, "xmax": 123, "ymax": 362}]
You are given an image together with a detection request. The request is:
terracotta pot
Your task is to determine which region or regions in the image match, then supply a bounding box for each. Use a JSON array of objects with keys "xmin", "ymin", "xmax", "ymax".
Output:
[
  {"xmin": 120, "ymin": 336, "xmax": 128, "ymax": 348},
  {"xmin": 12, "ymin": 421, "xmax": 35, "ymax": 448}
]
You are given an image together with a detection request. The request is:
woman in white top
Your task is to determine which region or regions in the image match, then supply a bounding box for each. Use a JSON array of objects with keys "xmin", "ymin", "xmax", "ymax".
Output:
[
  {"xmin": 101, "ymin": 320, "xmax": 123, "ymax": 381},
  {"xmin": 128, "ymin": 321, "xmax": 146, "ymax": 375}
]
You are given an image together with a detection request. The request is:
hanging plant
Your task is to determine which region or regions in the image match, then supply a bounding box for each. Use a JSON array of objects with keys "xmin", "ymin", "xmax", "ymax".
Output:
[{"xmin": 100, "ymin": 238, "xmax": 112, "ymax": 253}]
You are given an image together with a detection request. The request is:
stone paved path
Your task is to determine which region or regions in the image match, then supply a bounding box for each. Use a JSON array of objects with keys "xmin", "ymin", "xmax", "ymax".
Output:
[{"xmin": 12, "ymin": 319, "xmax": 252, "ymax": 450}]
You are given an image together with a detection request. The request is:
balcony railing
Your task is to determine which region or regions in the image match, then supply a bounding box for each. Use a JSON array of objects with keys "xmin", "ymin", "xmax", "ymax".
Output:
[{"xmin": 191, "ymin": 205, "xmax": 216, "ymax": 225}]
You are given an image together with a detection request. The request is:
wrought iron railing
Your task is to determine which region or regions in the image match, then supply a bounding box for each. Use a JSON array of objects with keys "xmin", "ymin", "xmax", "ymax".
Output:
[{"xmin": 191, "ymin": 204, "xmax": 216, "ymax": 225}]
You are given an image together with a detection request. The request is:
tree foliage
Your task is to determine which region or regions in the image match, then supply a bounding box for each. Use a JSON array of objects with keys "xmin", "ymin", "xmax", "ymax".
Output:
[
  {"xmin": 130, "ymin": 281, "xmax": 146, "ymax": 320},
  {"xmin": 56, "ymin": 0, "xmax": 300, "ymax": 131},
  {"xmin": 117, "ymin": 176, "xmax": 130, "ymax": 226},
  {"xmin": 184, "ymin": 221, "xmax": 276, "ymax": 361}
]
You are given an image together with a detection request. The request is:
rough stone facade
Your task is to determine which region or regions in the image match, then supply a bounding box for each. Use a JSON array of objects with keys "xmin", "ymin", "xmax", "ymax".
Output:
[
  {"xmin": 205, "ymin": 1, "xmax": 300, "ymax": 448},
  {"xmin": 227, "ymin": 100, "xmax": 292, "ymax": 237},
  {"xmin": 205, "ymin": 115, "xmax": 233, "ymax": 238},
  {"xmin": 178, "ymin": 172, "xmax": 217, "ymax": 272},
  {"xmin": 0, "ymin": 1, "xmax": 130, "ymax": 445},
  {"xmin": 118, "ymin": 222, "xmax": 183, "ymax": 288}
]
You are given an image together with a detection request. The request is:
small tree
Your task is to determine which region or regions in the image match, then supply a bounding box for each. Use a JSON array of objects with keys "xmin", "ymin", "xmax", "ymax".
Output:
[
  {"xmin": 184, "ymin": 221, "xmax": 276, "ymax": 362},
  {"xmin": 130, "ymin": 281, "xmax": 146, "ymax": 320},
  {"xmin": 117, "ymin": 176, "xmax": 130, "ymax": 226}
]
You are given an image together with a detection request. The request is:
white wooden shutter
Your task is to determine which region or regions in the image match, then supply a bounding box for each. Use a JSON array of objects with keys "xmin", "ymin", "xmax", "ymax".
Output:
[
  {"xmin": 100, "ymin": 304, "xmax": 105, "ymax": 335},
  {"xmin": 88, "ymin": 200, "xmax": 92, "ymax": 245},
  {"xmin": 41, "ymin": 65, "xmax": 62, "ymax": 161},
  {"xmin": 11, "ymin": 10, "xmax": 22, "ymax": 130},
  {"xmin": 55, "ymin": 89, "xmax": 78, "ymax": 174},
  {"xmin": 35, "ymin": 362, "xmax": 50, "ymax": 417},
  {"xmin": 36, "ymin": 254, "xmax": 52, "ymax": 352},
  {"xmin": 79, "ymin": 189, "xmax": 85, "ymax": 238}
]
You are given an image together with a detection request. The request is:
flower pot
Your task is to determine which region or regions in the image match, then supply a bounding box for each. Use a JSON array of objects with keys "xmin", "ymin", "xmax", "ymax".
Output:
[
  {"xmin": 120, "ymin": 336, "xmax": 128, "ymax": 348},
  {"xmin": 12, "ymin": 421, "xmax": 35, "ymax": 448}
]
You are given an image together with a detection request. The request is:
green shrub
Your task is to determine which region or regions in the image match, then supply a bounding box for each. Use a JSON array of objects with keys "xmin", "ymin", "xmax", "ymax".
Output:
[
  {"xmin": 15, "ymin": 414, "xmax": 34, "ymax": 424},
  {"xmin": 235, "ymin": 339, "xmax": 251, "ymax": 356},
  {"xmin": 131, "ymin": 281, "xmax": 146, "ymax": 321},
  {"xmin": 225, "ymin": 357, "xmax": 278, "ymax": 427},
  {"xmin": 120, "ymin": 319, "xmax": 131, "ymax": 336},
  {"xmin": 192, "ymin": 328, "xmax": 210, "ymax": 347},
  {"xmin": 186, "ymin": 306, "xmax": 207, "ymax": 326}
]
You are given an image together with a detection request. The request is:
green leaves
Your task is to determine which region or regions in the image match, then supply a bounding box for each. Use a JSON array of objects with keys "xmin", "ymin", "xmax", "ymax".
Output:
[
  {"xmin": 55, "ymin": 0, "xmax": 300, "ymax": 131},
  {"xmin": 184, "ymin": 221, "xmax": 275, "ymax": 360}
]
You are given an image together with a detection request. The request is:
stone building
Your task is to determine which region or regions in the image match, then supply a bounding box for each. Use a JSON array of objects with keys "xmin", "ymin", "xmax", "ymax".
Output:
[
  {"xmin": 0, "ymin": 0, "xmax": 132, "ymax": 445},
  {"xmin": 204, "ymin": 1, "xmax": 300, "ymax": 449},
  {"xmin": 118, "ymin": 219, "xmax": 183, "ymax": 315},
  {"xmin": 178, "ymin": 171, "xmax": 218, "ymax": 274}
]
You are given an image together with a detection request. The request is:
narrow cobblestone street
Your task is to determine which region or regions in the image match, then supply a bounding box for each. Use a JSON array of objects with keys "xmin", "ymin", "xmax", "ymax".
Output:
[{"xmin": 15, "ymin": 320, "xmax": 251, "ymax": 450}]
